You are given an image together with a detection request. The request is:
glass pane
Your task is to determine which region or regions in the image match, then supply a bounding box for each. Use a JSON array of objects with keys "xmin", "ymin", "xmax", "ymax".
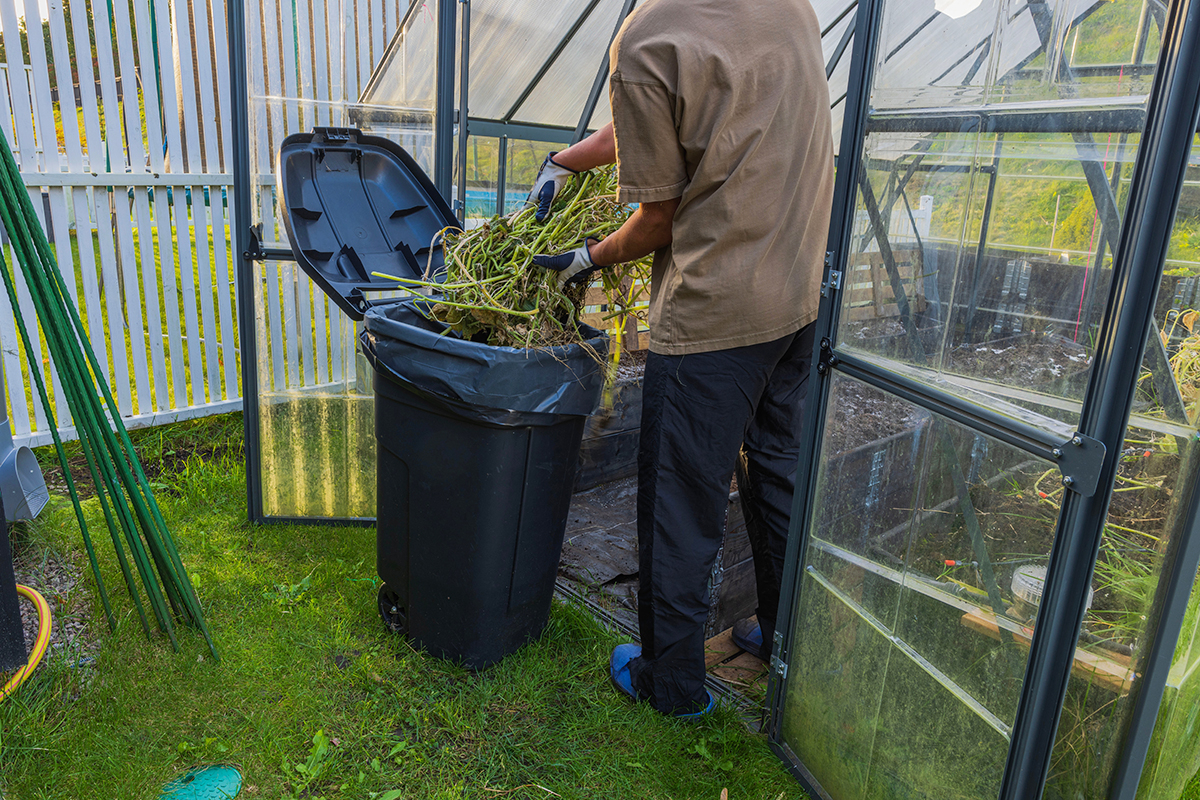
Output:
[
  {"xmin": 872, "ymin": 0, "xmax": 1159, "ymax": 111},
  {"xmin": 512, "ymin": 0, "xmax": 625, "ymax": 128},
  {"xmin": 465, "ymin": 0, "xmax": 596, "ymax": 121},
  {"xmin": 838, "ymin": 129, "xmax": 1144, "ymax": 440},
  {"xmin": 1040, "ymin": 136, "xmax": 1200, "ymax": 800},
  {"xmin": 780, "ymin": 373, "xmax": 1061, "ymax": 799}
]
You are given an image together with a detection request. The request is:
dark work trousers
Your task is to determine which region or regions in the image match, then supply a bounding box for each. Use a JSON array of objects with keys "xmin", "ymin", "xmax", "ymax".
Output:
[{"xmin": 629, "ymin": 322, "xmax": 816, "ymax": 715}]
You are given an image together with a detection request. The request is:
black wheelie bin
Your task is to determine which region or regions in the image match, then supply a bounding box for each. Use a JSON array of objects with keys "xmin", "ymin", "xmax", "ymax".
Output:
[{"xmin": 277, "ymin": 128, "xmax": 607, "ymax": 669}]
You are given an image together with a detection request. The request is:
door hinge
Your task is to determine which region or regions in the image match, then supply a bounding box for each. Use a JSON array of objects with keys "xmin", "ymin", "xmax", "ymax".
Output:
[
  {"xmin": 821, "ymin": 269, "xmax": 843, "ymax": 298},
  {"xmin": 771, "ymin": 655, "xmax": 788, "ymax": 680}
]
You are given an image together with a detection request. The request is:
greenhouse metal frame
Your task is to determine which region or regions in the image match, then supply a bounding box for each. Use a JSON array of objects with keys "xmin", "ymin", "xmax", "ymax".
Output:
[{"xmin": 227, "ymin": 0, "xmax": 1200, "ymax": 796}]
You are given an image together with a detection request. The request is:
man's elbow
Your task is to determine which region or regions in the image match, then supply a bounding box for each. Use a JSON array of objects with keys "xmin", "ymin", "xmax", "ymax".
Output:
[{"xmin": 643, "ymin": 197, "xmax": 680, "ymax": 245}]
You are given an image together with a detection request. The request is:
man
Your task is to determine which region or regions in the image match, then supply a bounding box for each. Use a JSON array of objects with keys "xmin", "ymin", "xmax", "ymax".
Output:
[{"xmin": 530, "ymin": 0, "xmax": 834, "ymax": 717}]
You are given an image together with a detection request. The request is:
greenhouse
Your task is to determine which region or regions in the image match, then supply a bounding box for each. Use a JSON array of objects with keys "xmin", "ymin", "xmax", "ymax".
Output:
[
  {"xmin": 0, "ymin": 0, "xmax": 1198, "ymax": 793},
  {"xmin": 224, "ymin": 0, "xmax": 1200, "ymax": 795}
]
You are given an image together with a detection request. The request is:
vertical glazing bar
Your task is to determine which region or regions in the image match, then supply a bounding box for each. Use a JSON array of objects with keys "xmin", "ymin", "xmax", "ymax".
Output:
[
  {"xmin": 572, "ymin": 0, "xmax": 638, "ymax": 145},
  {"xmin": 434, "ymin": 0, "xmax": 457, "ymax": 201},
  {"xmin": 228, "ymin": 0, "xmax": 264, "ymax": 523},
  {"xmin": 497, "ymin": 135, "xmax": 508, "ymax": 217},
  {"xmin": 766, "ymin": 0, "xmax": 883, "ymax": 773},
  {"xmin": 456, "ymin": 0, "xmax": 471, "ymax": 221},
  {"xmin": 998, "ymin": 0, "xmax": 1200, "ymax": 794}
]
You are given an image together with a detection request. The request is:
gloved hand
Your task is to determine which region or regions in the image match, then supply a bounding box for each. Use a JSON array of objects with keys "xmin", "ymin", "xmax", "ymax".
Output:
[
  {"xmin": 532, "ymin": 239, "xmax": 603, "ymax": 285},
  {"xmin": 527, "ymin": 153, "xmax": 579, "ymax": 223}
]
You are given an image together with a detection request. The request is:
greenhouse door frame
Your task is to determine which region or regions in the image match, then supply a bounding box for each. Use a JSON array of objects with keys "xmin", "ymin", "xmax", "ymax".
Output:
[{"xmin": 765, "ymin": 0, "xmax": 1200, "ymax": 796}]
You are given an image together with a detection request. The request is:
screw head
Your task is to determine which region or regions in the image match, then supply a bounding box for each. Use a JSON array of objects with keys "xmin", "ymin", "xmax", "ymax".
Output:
[
  {"xmin": 1072, "ymin": 435, "xmax": 1083, "ymax": 446},
  {"xmin": 1052, "ymin": 448, "xmax": 1063, "ymax": 458},
  {"xmin": 817, "ymin": 362, "xmax": 827, "ymax": 375},
  {"xmin": 1062, "ymin": 476, "xmax": 1074, "ymax": 487}
]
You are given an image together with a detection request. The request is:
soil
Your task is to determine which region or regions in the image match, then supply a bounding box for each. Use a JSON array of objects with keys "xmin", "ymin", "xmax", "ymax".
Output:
[
  {"xmin": 9, "ymin": 526, "xmax": 97, "ymax": 673},
  {"xmin": 826, "ymin": 379, "xmax": 924, "ymax": 456},
  {"xmin": 943, "ymin": 335, "xmax": 1093, "ymax": 390},
  {"xmin": 38, "ymin": 436, "xmax": 244, "ymax": 501}
]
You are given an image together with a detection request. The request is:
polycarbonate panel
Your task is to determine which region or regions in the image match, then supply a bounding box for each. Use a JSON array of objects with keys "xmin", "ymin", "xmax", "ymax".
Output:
[
  {"xmin": 836, "ymin": 121, "xmax": 1145, "ymax": 439},
  {"xmin": 360, "ymin": 0, "xmax": 438, "ymax": 110},
  {"xmin": 1036, "ymin": 135, "xmax": 1200, "ymax": 800},
  {"xmin": 511, "ymin": 0, "xmax": 625, "ymax": 128},
  {"xmin": 871, "ymin": 0, "xmax": 1156, "ymax": 112},
  {"xmin": 464, "ymin": 0, "xmax": 600, "ymax": 121},
  {"xmin": 780, "ymin": 374, "xmax": 1062, "ymax": 799}
]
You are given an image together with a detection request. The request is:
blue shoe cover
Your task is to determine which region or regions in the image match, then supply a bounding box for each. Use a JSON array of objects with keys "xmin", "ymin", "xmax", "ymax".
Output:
[{"xmin": 609, "ymin": 643, "xmax": 716, "ymax": 717}]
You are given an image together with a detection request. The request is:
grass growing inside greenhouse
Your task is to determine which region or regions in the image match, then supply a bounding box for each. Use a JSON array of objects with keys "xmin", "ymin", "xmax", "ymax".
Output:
[{"xmin": 0, "ymin": 414, "xmax": 803, "ymax": 799}]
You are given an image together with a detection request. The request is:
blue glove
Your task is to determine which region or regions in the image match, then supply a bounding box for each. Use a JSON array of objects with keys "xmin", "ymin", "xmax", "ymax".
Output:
[
  {"xmin": 532, "ymin": 239, "xmax": 603, "ymax": 285},
  {"xmin": 527, "ymin": 153, "xmax": 578, "ymax": 223}
]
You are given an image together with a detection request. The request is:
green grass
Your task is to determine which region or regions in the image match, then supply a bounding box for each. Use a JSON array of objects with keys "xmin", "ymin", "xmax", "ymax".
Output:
[{"xmin": 1, "ymin": 413, "xmax": 803, "ymax": 799}]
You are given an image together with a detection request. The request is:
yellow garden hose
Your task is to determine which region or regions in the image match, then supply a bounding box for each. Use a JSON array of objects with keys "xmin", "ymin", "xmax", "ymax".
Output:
[{"xmin": 0, "ymin": 585, "xmax": 52, "ymax": 701}]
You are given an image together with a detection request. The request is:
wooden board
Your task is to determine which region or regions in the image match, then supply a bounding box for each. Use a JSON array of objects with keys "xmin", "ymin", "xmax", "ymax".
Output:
[
  {"xmin": 704, "ymin": 621, "xmax": 769, "ymax": 696},
  {"xmin": 961, "ymin": 610, "xmax": 1136, "ymax": 694}
]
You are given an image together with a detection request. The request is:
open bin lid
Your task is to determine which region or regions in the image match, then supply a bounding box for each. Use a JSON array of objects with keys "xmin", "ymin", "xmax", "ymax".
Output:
[{"xmin": 277, "ymin": 128, "xmax": 460, "ymax": 320}]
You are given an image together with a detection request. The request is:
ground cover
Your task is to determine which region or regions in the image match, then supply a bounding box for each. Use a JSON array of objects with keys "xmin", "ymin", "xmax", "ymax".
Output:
[{"xmin": 1, "ymin": 413, "xmax": 803, "ymax": 799}]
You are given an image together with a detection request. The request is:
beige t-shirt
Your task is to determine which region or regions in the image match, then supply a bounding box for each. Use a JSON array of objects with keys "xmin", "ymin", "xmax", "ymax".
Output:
[{"xmin": 608, "ymin": 0, "xmax": 835, "ymax": 355}]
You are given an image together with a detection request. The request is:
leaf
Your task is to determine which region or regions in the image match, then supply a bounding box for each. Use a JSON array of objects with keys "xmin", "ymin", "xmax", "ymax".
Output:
[
  {"xmin": 378, "ymin": 791, "xmax": 405, "ymax": 800},
  {"xmin": 1183, "ymin": 309, "xmax": 1199, "ymax": 333}
]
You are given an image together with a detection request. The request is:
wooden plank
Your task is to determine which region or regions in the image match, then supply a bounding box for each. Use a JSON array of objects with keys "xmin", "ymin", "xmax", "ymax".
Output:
[
  {"xmin": 704, "ymin": 628, "xmax": 739, "ymax": 668},
  {"xmin": 48, "ymin": 0, "xmax": 107, "ymax": 387},
  {"xmin": 371, "ymin": 0, "xmax": 386, "ymax": 70},
  {"xmin": 22, "ymin": 0, "xmax": 73, "ymax": 424},
  {"xmin": 192, "ymin": 0, "xmax": 238, "ymax": 398},
  {"xmin": 109, "ymin": 0, "xmax": 154, "ymax": 413},
  {"xmin": 350, "ymin": 0, "xmax": 366, "ymax": 101},
  {"xmin": 711, "ymin": 653, "xmax": 769, "ymax": 690},
  {"xmin": 327, "ymin": 0, "xmax": 344, "ymax": 110},
  {"xmin": 77, "ymin": 0, "xmax": 132, "ymax": 414},
  {"xmin": 961, "ymin": 610, "xmax": 1135, "ymax": 694},
  {"xmin": 312, "ymin": 0, "xmax": 332, "ymax": 127}
]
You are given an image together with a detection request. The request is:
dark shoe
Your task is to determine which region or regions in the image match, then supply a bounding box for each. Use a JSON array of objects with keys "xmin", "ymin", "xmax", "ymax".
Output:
[
  {"xmin": 732, "ymin": 616, "xmax": 768, "ymax": 661},
  {"xmin": 609, "ymin": 643, "xmax": 716, "ymax": 718}
]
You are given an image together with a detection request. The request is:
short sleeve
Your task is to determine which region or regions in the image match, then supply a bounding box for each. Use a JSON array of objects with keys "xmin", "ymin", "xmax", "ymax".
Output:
[{"xmin": 609, "ymin": 75, "xmax": 688, "ymax": 204}]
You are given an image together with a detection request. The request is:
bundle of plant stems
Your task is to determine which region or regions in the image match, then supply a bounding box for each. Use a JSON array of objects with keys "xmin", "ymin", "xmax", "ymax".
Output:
[
  {"xmin": 0, "ymin": 129, "xmax": 216, "ymax": 659},
  {"xmin": 379, "ymin": 167, "xmax": 651, "ymax": 359}
]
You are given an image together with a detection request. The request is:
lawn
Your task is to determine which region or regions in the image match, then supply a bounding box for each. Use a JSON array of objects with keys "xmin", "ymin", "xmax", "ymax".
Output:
[{"xmin": 0, "ymin": 413, "xmax": 804, "ymax": 799}]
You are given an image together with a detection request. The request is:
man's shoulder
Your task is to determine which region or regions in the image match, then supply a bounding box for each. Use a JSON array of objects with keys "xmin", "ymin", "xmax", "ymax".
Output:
[{"xmin": 612, "ymin": 0, "xmax": 687, "ymax": 74}]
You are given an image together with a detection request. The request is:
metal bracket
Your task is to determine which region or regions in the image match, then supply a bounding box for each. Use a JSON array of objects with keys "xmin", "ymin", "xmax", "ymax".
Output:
[
  {"xmin": 816, "ymin": 338, "xmax": 841, "ymax": 377},
  {"xmin": 820, "ymin": 251, "xmax": 843, "ymax": 298},
  {"xmin": 243, "ymin": 224, "xmax": 297, "ymax": 262},
  {"xmin": 770, "ymin": 654, "xmax": 788, "ymax": 680},
  {"xmin": 1050, "ymin": 432, "xmax": 1106, "ymax": 497}
]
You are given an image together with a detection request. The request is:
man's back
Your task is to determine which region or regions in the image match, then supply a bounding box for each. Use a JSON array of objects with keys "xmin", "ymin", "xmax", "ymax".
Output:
[{"xmin": 609, "ymin": 0, "xmax": 835, "ymax": 355}]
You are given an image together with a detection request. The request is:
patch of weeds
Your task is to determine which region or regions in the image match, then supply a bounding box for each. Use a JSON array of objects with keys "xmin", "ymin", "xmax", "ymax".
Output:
[
  {"xmin": 264, "ymin": 572, "xmax": 315, "ymax": 610},
  {"xmin": 282, "ymin": 729, "xmax": 337, "ymax": 800},
  {"xmin": 689, "ymin": 731, "xmax": 735, "ymax": 773}
]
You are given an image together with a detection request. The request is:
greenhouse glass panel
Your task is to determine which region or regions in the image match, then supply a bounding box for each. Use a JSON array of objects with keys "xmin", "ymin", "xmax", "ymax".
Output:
[
  {"xmin": 780, "ymin": 374, "xmax": 1061, "ymax": 799},
  {"xmin": 461, "ymin": 0, "xmax": 601, "ymax": 121},
  {"xmin": 243, "ymin": 0, "xmax": 435, "ymax": 520},
  {"xmin": 833, "ymin": 0, "xmax": 1161, "ymax": 440},
  {"xmin": 511, "ymin": 0, "xmax": 626, "ymax": 128},
  {"xmin": 1038, "ymin": 135, "xmax": 1200, "ymax": 800}
]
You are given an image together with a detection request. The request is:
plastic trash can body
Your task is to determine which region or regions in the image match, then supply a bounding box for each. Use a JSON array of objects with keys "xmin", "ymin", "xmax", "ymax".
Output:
[{"xmin": 374, "ymin": 374, "xmax": 586, "ymax": 669}]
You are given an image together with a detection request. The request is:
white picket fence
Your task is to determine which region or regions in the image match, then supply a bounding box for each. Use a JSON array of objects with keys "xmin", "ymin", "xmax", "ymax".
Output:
[{"xmin": 0, "ymin": 0, "xmax": 414, "ymax": 448}]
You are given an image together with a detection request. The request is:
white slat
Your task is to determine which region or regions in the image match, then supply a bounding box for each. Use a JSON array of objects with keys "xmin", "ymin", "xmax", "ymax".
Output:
[
  {"xmin": 199, "ymin": 0, "xmax": 239, "ymax": 398},
  {"xmin": 129, "ymin": 0, "xmax": 173, "ymax": 412},
  {"xmin": 108, "ymin": 0, "xmax": 154, "ymax": 413},
  {"xmin": 21, "ymin": 0, "xmax": 72, "ymax": 426},
  {"xmin": 372, "ymin": 0, "xmax": 385, "ymax": 70},
  {"xmin": 0, "ymin": 245, "xmax": 30, "ymax": 436},
  {"xmin": 158, "ymin": 0, "xmax": 206, "ymax": 406},
  {"xmin": 313, "ymin": 0, "xmax": 332, "ymax": 127},
  {"xmin": 48, "ymin": 0, "xmax": 108, "ymax": 387}
]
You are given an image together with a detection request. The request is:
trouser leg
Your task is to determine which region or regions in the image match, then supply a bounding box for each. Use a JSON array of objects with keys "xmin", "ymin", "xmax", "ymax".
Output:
[
  {"xmin": 631, "ymin": 329, "xmax": 806, "ymax": 715},
  {"xmin": 735, "ymin": 322, "xmax": 816, "ymax": 654}
]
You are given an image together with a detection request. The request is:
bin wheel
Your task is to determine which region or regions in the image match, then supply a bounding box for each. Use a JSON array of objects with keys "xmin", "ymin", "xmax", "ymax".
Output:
[{"xmin": 378, "ymin": 584, "xmax": 406, "ymax": 634}]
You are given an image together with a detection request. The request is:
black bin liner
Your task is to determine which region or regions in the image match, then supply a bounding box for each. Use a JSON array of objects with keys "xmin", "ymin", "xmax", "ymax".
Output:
[{"xmin": 362, "ymin": 299, "xmax": 607, "ymax": 669}]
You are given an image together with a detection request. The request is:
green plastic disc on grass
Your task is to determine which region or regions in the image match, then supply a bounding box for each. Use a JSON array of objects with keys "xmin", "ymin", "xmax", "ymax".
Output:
[{"xmin": 158, "ymin": 765, "xmax": 242, "ymax": 799}]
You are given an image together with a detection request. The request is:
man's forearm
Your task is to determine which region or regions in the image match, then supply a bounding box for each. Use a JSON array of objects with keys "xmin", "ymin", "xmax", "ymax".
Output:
[
  {"xmin": 553, "ymin": 123, "xmax": 616, "ymax": 173},
  {"xmin": 591, "ymin": 196, "xmax": 680, "ymax": 266}
]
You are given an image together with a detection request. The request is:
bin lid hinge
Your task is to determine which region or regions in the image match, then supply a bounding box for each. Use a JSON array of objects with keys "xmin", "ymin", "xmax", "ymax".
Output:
[{"xmin": 243, "ymin": 224, "xmax": 295, "ymax": 262}]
